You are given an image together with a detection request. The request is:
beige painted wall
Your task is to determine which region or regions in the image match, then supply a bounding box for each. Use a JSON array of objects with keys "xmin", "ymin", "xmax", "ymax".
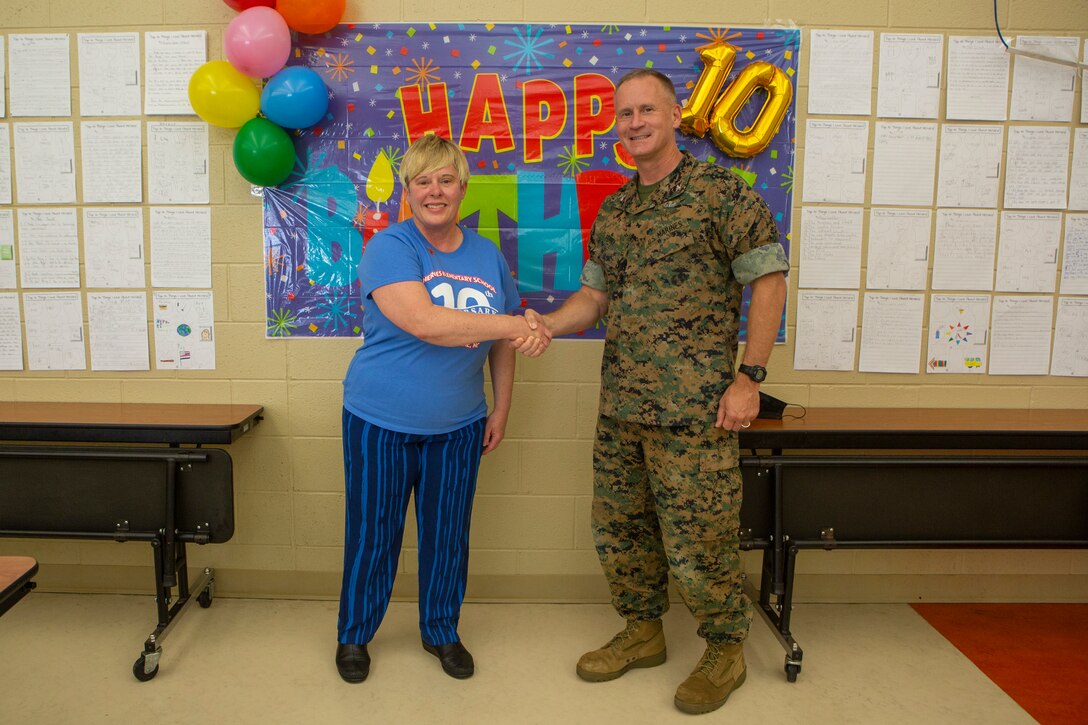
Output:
[{"xmin": 0, "ymin": 0, "xmax": 1085, "ymax": 603}]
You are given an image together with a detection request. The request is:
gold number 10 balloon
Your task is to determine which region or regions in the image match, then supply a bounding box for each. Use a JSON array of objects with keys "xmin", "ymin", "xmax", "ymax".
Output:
[{"xmin": 680, "ymin": 41, "xmax": 794, "ymax": 158}]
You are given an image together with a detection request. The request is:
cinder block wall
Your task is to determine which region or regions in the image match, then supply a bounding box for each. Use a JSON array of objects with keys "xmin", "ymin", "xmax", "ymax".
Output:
[{"xmin": 0, "ymin": 0, "xmax": 1085, "ymax": 603}]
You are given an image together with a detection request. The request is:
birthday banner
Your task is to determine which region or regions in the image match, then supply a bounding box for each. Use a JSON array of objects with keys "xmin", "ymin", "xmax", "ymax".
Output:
[{"xmin": 263, "ymin": 23, "xmax": 799, "ymax": 338}]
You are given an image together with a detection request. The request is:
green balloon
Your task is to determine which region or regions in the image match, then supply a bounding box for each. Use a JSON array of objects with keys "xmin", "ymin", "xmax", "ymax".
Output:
[{"xmin": 232, "ymin": 117, "xmax": 296, "ymax": 187}]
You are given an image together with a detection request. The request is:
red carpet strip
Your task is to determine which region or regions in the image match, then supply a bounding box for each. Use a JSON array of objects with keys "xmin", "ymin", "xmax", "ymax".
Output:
[{"xmin": 912, "ymin": 603, "xmax": 1088, "ymax": 725}]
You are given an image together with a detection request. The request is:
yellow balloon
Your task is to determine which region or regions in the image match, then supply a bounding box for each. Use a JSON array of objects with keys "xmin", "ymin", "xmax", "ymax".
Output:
[
  {"xmin": 366, "ymin": 150, "xmax": 395, "ymax": 205},
  {"xmin": 708, "ymin": 61, "xmax": 793, "ymax": 158},
  {"xmin": 680, "ymin": 42, "xmax": 737, "ymax": 138},
  {"xmin": 188, "ymin": 61, "xmax": 260, "ymax": 128}
]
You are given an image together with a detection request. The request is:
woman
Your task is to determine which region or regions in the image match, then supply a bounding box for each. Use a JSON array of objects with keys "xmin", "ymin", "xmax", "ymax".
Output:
[{"xmin": 336, "ymin": 134, "xmax": 547, "ymax": 683}]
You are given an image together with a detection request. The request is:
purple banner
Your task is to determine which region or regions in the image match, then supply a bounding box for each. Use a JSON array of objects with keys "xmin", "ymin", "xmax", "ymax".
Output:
[{"xmin": 263, "ymin": 23, "xmax": 799, "ymax": 338}]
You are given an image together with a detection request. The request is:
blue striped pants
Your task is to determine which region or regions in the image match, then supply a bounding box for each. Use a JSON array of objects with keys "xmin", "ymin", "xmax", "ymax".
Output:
[{"xmin": 338, "ymin": 408, "xmax": 485, "ymax": 647}]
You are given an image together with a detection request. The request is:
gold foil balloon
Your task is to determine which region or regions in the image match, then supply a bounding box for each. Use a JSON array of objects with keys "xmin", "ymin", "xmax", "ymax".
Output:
[
  {"xmin": 679, "ymin": 42, "xmax": 737, "ymax": 138},
  {"xmin": 708, "ymin": 61, "xmax": 793, "ymax": 158}
]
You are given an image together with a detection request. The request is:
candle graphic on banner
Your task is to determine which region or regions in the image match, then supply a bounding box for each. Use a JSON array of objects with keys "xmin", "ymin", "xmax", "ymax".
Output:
[{"xmin": 363, "ymin": 150, "xmax": 393, "ymax": 243}]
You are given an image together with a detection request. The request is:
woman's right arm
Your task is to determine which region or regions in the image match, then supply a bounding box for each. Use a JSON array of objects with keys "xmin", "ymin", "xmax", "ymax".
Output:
[{"xmin": 371, "ymin": 280, "xmax": 544, "ymax": 349}]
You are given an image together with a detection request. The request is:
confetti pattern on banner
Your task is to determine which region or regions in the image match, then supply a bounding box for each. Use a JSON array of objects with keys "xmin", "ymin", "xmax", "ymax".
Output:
[{"xmin": 263, "ymin": 23, "xmax": 800, "ymax": 339}]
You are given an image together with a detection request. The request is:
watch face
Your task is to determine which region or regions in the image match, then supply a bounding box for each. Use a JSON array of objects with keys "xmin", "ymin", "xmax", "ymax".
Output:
[{"xmin": 741, "ymin": 365, "xmax": 766, "ymax": 382}]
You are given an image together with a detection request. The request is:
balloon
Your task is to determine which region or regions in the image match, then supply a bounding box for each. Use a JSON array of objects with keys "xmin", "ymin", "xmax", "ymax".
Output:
[
  {"xmin": 224, "ymin": 7, "xmax": 291, "ymax": 79},
  {"xmin": 365, "ymin": 151, "xmax": 395, "ymax": 205},
  {"xmin": 188, "ymin": 61, "xmax": 260, "ymax": 128},
  {"xmin": 680, "ymin": 42, "xmax": 737, "ymax": 138},
  {"xmin": 260, "ymin": 66, "xmax": 330, "ymax": 129},
  {"xmin": 222, "ymin": 0, "xmax": 275, "ymax": 11},
  {"xmin": 708, "ymin": 62, "xmax": 793, "ymax": 158},
  {"xmin": 276, "ymin": 0, "xmax": 345, "ymax": 35},
  {"xmin": 233, "ymin": 117, "xmax": 296, "ymax": 186}
]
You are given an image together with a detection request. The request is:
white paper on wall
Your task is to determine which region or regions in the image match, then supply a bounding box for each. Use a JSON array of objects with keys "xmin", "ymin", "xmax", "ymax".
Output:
[
  {"xmin": 995, "ymin": 212, "xmax": 1061, "ymax": 293},
  {"xmin": 798, "ymin": 207, "xmax": 864, "ymax": 289},
  {"xmin": 988, "ymin": 295, "xmax": 1053, "ymax": 375},
  {"xmin": 17, "ymin": 208, "xmax": 80, "ymax": 289},
  {"xmin": 859, "ymin": 292, "xmax": 925, "ymax": 374},
  {"xmin": 1010, "ymin": 36, "xmax": 1078, "ymax": 122},
  {"xmin": 1003, "ymin": 126, "xmax": 1069, "ymax": 210},
  {"xmin": 794, "ymin": 290, "xmax": 858, "ymax": 371},
  {"xmin": 931, "ymin": 209, "xmax": 998, "ymax": 291},
  {"xmin": 147, "ymin": 122, "xmax": 209, "ymax": 204},
  {"xmin": 866, "ymin": 208, "xmax": 931, "ymax": 290},
  {"xmin": 84, "ymin": 208, "xmax": 146, "ymax": 289},
  {"xmin": 0, "ymin": 210, "xmax": 15, "ymax": 290},
  {"xmin": 77, "ymin": 33, "xmax": 141, "ymax": 117},
  {"xmin": 1068, "ymin": 129, "xmax": 1088, "ymax": 211},
  {"xmin": 88, "ymin": 292, "xmax": 149, "ymax": 371},
  {"xmin": 1051, "ymin": 297, "xmax": 1088, "ymax": 377},
  {"xmin": 0, "ymin": 293, "xmax": 23, "ymax": 370},
  {"xmin": 936, "ymin": 125, "xmax": 1003, "ymax": 208},
  {"xmin": 808, "ymin": 30, "xmax": 874, "ymax": 116},
  {"xmin": 9, "ymin": 34, "xmax": 71, "ymax": 117},
  {"xmin": 150, "ymin": 207, "xmax": 211, "ymax": 288},
  {"xmin": 24, "ymin": 291, "xmax": 86, "ymax": 371},
  {"xmin": 144, "ymin": 31, "xmax": 207, "ymax": 116},
  {"xmin": 1059, "ymin": 214, "xmax": 1088, "ymax": 295},
  {"xmin": 13, "ymin": 122, "xmax": 76, "ymax": 205},
  {"xmin": 0, "ymin": 124, "xmax": 10, "ymax": 204},
  {"xmin": 81, "ymin": 121, "xmax": 143, "ymax": 203},
  {"xmin": 801, "ymin": 120, "xmax": 869, "ymax": 204},
  {"xmin": 876, "ymin": 33, "xmax": 942, "ymax": 119},
  {"xmin": 925, "ymin": 294, "xmax": 991, "ymax": 374},
  {"xmin": 946, "ymin": 36, "xmax": 1010, "ymax": 121},
  {"xmin": 153, "ymin": 291, "xmax": 215, "ymax": 370},
  {"xmin": 870, "ymin": 122, "xmax": 938, "ymax": 207}
]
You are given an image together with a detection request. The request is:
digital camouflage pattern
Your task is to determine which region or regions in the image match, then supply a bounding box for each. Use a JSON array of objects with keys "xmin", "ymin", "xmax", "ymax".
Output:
[
  {"xmin": 583, "ymin": 151, "xmax": 789, "ymax": 427},
  {"xmin": 583, "ymin": 151, "xmax": 787, "ymax": 644},
  {"xmin": 592, "ymin": 416, "xmax": 752, "ymax": 643}
]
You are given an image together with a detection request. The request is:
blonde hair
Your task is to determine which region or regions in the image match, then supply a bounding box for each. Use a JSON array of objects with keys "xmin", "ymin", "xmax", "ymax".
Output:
[{"xmin": 398, "ymin": 134, "xmax": 471, "ymax": 187}]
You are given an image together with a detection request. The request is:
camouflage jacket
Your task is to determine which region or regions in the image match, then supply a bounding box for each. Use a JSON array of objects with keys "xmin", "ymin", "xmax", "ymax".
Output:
[{"xmin": 584, "ymin": 151, "xmax": 789, "ymax": 426}]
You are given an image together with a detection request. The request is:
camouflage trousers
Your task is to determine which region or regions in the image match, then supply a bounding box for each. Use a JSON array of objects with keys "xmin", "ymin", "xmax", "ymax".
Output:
[{"xmin": 592, "ymin": 415, "xmax": 751, "ymax": 644}]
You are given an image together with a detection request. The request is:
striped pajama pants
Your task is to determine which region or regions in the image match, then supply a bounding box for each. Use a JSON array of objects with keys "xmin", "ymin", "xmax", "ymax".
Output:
[{"xmin": 338, "ymin": 408, "xmax": 485, "ymax": 647}]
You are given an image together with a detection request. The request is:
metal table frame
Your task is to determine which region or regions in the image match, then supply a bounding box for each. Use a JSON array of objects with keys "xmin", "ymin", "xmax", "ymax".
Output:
[
  {"xmin": 737, "ymin": 408, "xmax": 1088, "ymax": 682},
  {"xmin": 0, "ymin": 402, "xmax": 262, "ymax": 681}
]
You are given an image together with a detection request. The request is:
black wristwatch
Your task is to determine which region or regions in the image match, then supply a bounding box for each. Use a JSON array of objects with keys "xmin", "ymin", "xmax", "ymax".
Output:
[{"xmin": 737, "ymin": 363, "xmax": 767, "ymax": 383}]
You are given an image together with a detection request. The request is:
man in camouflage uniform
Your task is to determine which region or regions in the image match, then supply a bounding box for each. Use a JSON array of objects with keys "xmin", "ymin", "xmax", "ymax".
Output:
[{"xmin": 520, "ymin": 68, "xmax": 788, "ymax": 714}]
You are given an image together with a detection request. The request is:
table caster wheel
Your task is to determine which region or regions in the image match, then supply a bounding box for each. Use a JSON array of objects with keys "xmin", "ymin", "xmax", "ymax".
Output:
[
  {"xmin": 197, "ymin": 589, "xmax": 212, "ymax": 608},
  {"xmin": 785, "ymin": 661, "xmax": 800, "ymax": 683},
  {"xmin": 133, "ymin": 654, "xmax": 159, "ymax": 681}
]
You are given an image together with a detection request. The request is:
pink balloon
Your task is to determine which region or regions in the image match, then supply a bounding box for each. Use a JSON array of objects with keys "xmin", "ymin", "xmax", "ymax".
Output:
[{"xmin": 224, "ymin": 7, "xmax": 292, "ymax": 79}]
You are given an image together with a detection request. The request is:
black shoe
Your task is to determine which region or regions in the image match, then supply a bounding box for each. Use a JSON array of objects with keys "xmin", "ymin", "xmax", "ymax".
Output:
[
  {"xmin": 335, "ymin": 643, "xmax": 370, "ymax": 683},
  {"xmin": 422, "ymin": 638, "xmax": 474, "ymax": 679}
]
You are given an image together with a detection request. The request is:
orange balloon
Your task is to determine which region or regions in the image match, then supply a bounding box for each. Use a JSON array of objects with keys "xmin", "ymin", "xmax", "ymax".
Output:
[
  {"xmin": 276, "ymin": 0, "xmax": 345, "ymax": 35},
  {"xmin": 680, "ymin": 42, "xmax": 737, "ymax": 138},
  {"xmin": 708, "ymin": 62, "xmax": 793, "ymax": 158}
]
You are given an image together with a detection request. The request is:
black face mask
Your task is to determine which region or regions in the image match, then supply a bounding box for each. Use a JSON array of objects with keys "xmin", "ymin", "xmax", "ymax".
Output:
[{"xmin": 758, "ymin": 392, "xmax": 787, "ymax": 420}]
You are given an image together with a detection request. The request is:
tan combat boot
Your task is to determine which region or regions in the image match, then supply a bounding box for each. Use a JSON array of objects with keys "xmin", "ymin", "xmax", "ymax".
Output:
[
  {"xmin": 673, "ymin": 641, "xmax": 746, "ymax": 714},
  {"xmin": 575, "ymin": 619, "xmax": 667, "ymax": 682}
]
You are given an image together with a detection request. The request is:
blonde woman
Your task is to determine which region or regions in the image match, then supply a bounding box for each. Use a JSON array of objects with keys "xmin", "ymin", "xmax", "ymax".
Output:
[{"xmin": 336, "ymin": 135, "xmax": 547, "ymax": 683}]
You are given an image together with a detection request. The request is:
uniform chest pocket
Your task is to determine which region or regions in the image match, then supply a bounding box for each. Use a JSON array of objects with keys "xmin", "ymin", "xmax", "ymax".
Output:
[{"xmin": 642, "ymin": 227, "xmax": 701, "ymax": 265}]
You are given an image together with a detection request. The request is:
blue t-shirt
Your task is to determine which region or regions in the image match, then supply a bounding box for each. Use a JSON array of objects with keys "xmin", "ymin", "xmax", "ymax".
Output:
[{"xmin": 343, "ymin": 219, "xmax": 520, "ymax": 434}]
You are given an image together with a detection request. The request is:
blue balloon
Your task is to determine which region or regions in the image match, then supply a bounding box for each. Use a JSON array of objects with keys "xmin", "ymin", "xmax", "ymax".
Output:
[{"xmin": 260, "ymin": 66, "xmax": 329, "ymax": 129}]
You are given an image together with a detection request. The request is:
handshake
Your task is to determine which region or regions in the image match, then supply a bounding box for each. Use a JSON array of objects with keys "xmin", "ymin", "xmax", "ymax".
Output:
[{"xmin": 509, "ymin": 309, "xmax": 551, "ymax": 358}]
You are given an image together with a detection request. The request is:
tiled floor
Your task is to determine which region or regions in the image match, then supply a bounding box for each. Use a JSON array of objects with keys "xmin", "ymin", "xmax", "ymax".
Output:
[{"xmin": 0, "ymin": 593, "xmax": 1034, "ymax": 724}]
